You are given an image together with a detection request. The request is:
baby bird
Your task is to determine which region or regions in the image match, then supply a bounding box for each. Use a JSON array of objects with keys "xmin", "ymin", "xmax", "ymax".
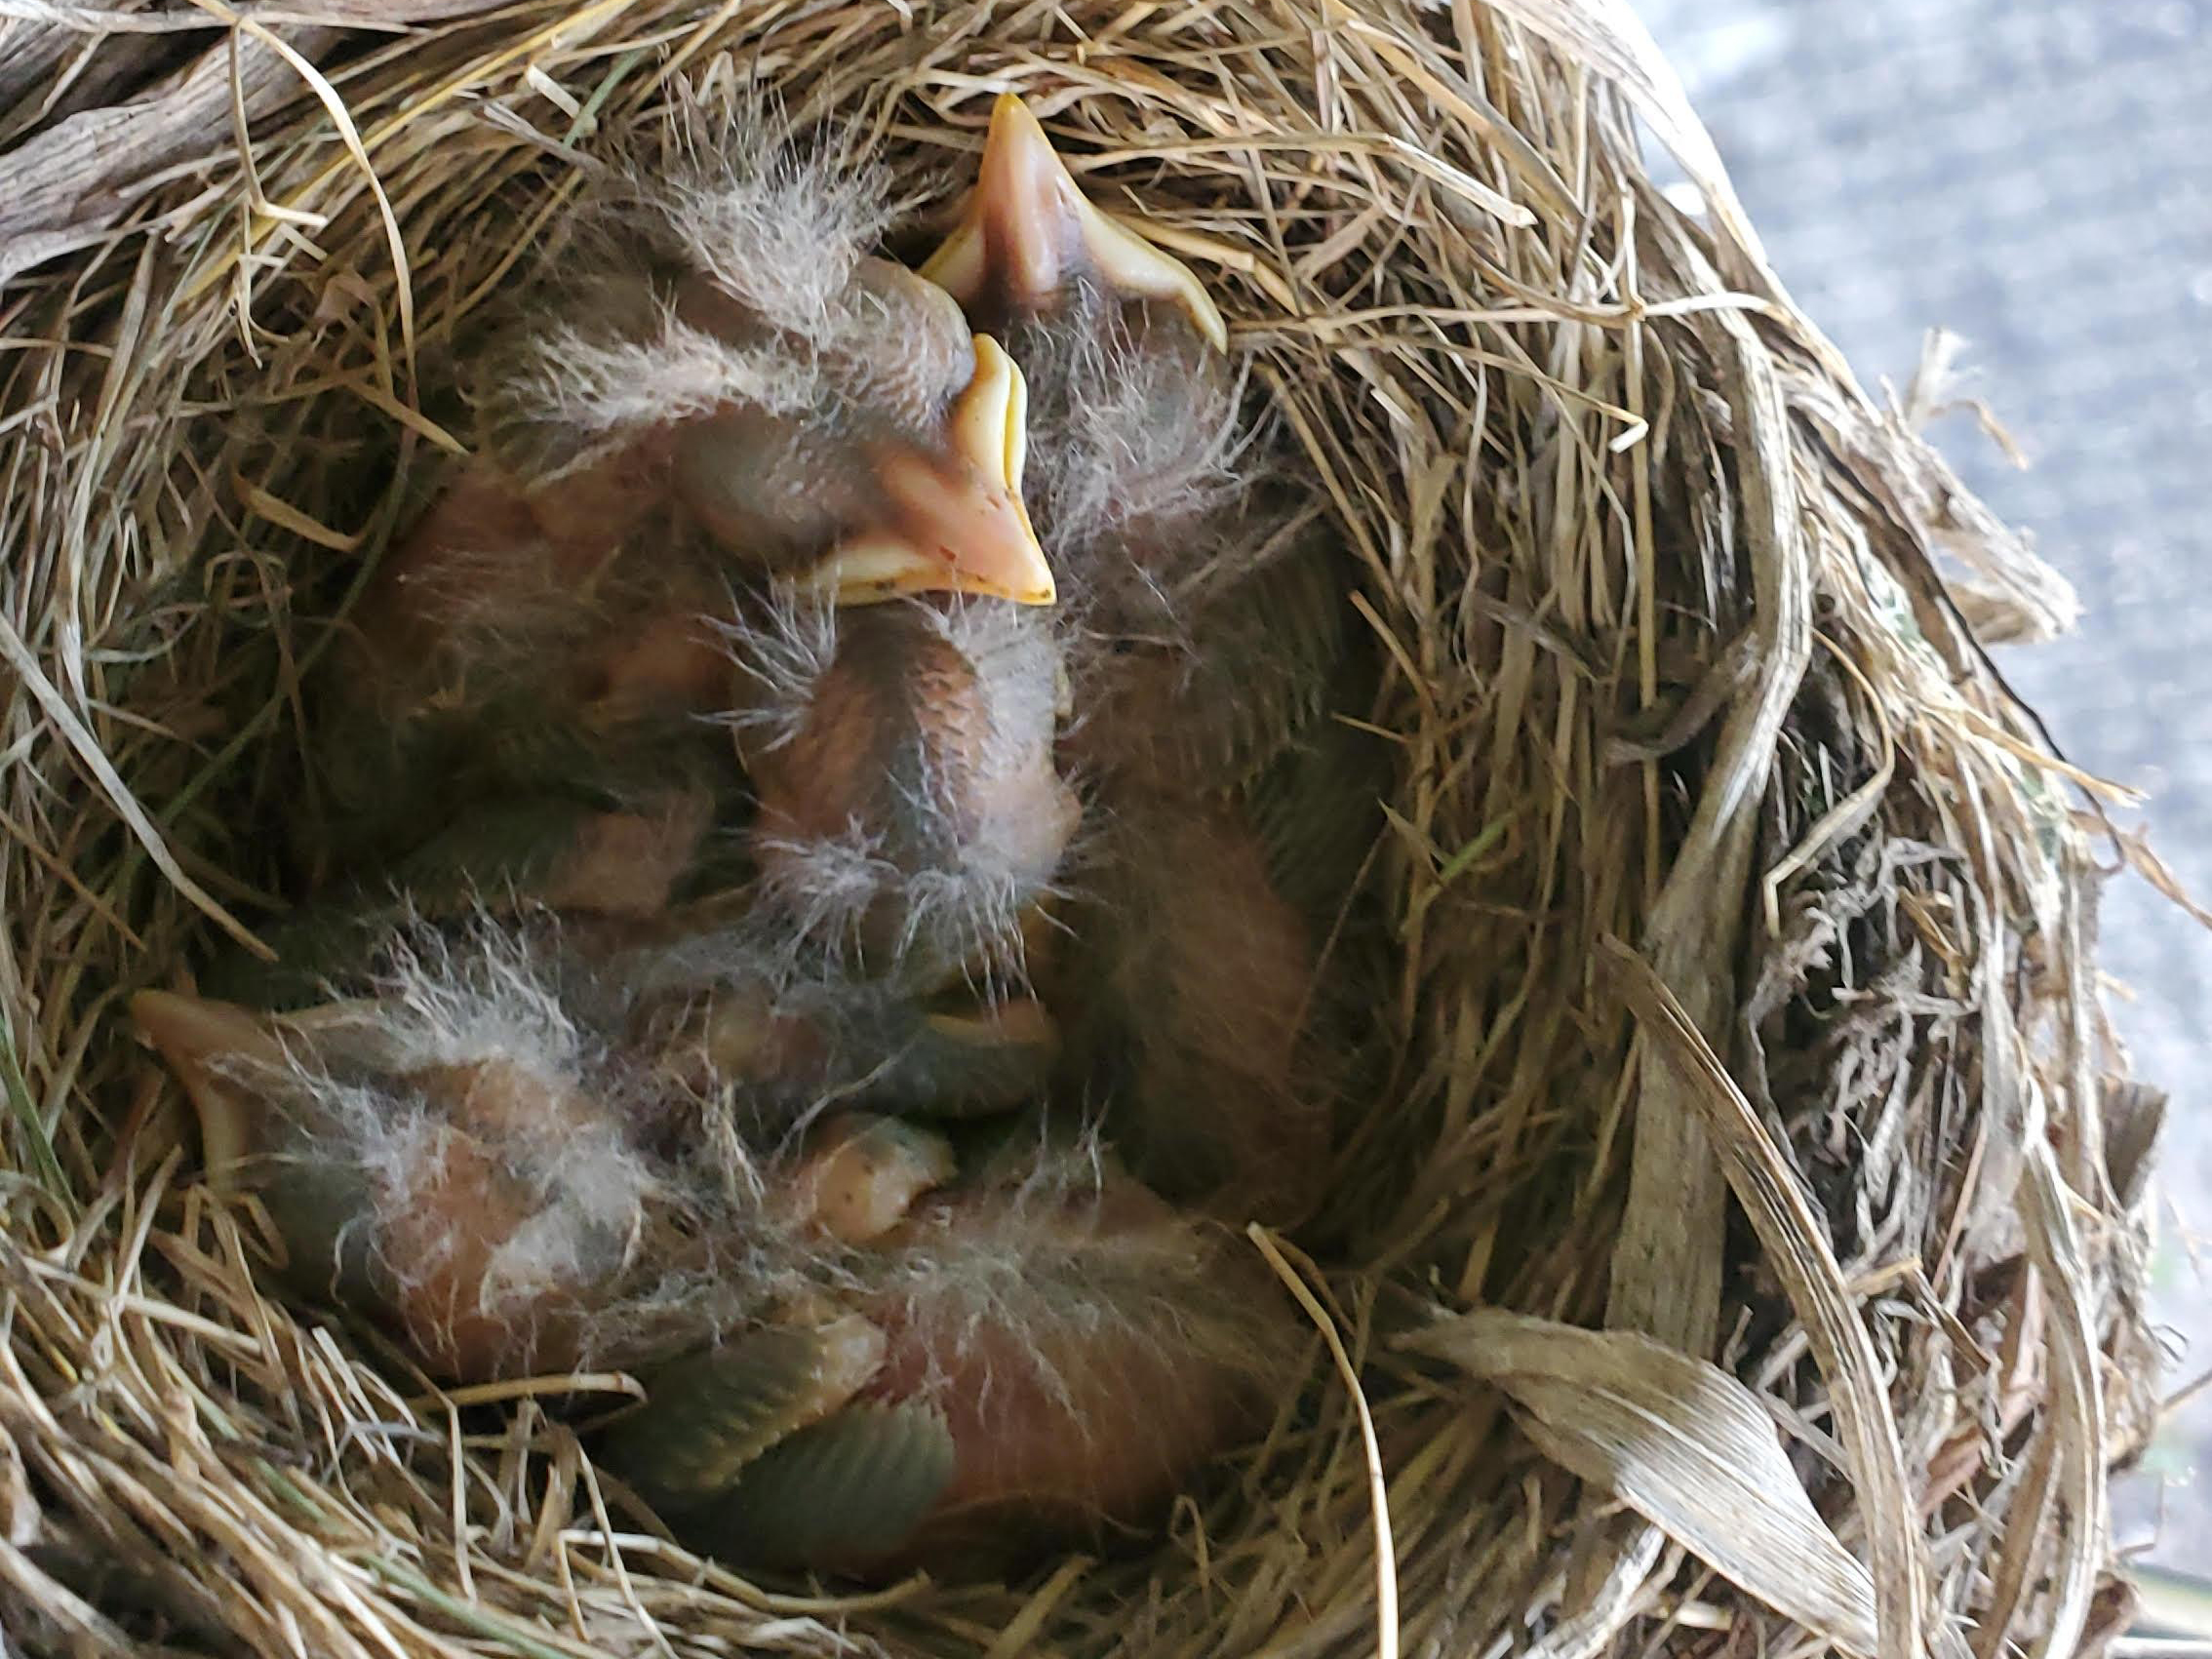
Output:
[
  {"xmin": 923, "ymin": 94, "xmax": 1347, "ymax": 770},
  {"xmin": 317, "ymin": 105, "xmax": 1054, "ymax": 872},
  {"xmin": 1063, "ymin": 802, "xmax": 1328, "ymax": 1226},
  {"xmin": 603, "ymin": 1139, "xmax": 1297, "ymax": 1576},
  {"xmin": 724, "ymin": 591, "xmax": 1078, "ymax": 985},
  {"xmin": 133, "ymin": 928, "xmax": 703, "ymax": 1383},
  {"xmin": 924, "ymin": 95, "xmax": 1383, "ymax": 1226},
  {"xmin": 922, "ymin": 91, "xmax": 1226, "ymax": 363}
]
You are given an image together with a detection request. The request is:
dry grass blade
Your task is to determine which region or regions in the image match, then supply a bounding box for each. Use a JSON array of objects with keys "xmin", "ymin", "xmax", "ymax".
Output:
[
  {"xmin": 1604, "ymin": 936, "xmax": 1943, "ymax": 1659},
  {"xmin": 1402, "ymin": 1307, "xmax": 1877, "ymax": 1656},
  {"xmin": 0, "ymin": 614, "xmax": 270, "ymax": 961},
  {"xmin": 1603, "ymin": 289, "xmax": 1814, "ymax": 1365},
  {"xmin": 1253, "ymin": 1226, "xmax": 1400, "ymax": 1659}
]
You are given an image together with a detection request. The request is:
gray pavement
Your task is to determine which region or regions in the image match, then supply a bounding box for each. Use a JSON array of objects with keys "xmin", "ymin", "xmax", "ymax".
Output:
[{"xmin": 1634, "ymin": 0, "xmax": 2212, "ymax": 1572}]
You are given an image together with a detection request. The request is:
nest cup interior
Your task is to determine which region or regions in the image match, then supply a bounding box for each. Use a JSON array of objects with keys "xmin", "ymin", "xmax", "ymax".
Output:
[{"xmin": 0, "ymin": 4, "xmax": 2165, "ymax": 1656}]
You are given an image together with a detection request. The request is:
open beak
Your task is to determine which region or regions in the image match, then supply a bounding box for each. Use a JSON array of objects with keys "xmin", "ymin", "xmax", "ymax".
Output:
[
  {"xmin": 922, "ymin": 92, "xmax": 1228, "ymax": 351},
  {"xmin": 133, "ymin": 990, "xmax": 287, "ymax": 1190},
  {"xmin": 812, "ymin": 334, "xmax": 1055, "ymax": 607}
]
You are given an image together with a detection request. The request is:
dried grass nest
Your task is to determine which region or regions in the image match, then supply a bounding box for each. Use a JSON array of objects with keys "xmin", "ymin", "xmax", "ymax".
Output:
[{"xmin": 0, "ymin": 2, "xmax": 2174, "ymax": 1656}]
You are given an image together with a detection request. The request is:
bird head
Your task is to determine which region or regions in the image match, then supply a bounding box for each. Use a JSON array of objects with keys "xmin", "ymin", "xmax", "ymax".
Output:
[
  {"xmin": 922, "ymin": 93, "xmax": 1227, "ymax": 351},
  {"xmin": 666, "ymin": 259, "xmax": 1056, "ymax": 609},
  {"xmin": 131, "ymin": 964, "xmax": 667, "ymax": 1383}
]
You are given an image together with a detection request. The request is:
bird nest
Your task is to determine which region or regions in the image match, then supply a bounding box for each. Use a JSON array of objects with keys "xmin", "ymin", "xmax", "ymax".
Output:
[{"xmin": 0, "ymin": 2, "xmax": 2170, "ymax": 1656}]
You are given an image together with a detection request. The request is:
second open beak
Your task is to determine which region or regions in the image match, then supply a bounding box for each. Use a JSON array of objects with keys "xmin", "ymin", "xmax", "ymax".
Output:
[{"xmin": 922, "ymin": 92, "xmax": 1228, "ymax": 350}]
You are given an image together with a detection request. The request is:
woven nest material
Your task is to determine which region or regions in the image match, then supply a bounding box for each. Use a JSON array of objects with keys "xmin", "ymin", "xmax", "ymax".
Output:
[{"xmin": 0, "ymin": 3, "xmax": 2171, "ymax": 1656}]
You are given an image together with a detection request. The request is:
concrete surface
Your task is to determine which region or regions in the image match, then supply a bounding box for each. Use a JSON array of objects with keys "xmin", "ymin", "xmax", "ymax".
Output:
[{"xmin": 1633, "ymin": 0, "xmax": 2211, "ymax": 1572}]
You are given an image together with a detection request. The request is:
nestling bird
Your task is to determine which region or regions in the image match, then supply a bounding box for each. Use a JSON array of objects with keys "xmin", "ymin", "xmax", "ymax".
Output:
[
  {"xmin": 139, "ymin": 945, "xmax": 1287, "ymax": 1575},
  {"xmin": 137, "ymin": 914, "xmax": 1042, "ymax": 1387},
  {"xmin": 1058, "ymin": 801, "xmax": 1330, "ymax": 1225},
  {"xmin": 923, "ymin": 90, "xmax": 1227, "ymax": 370},
  {"xmin": 131, "ymin": 927, "xmax": 724, "ymax": 1384},
  {"xmin": 548, "ymin": 592, "xmax": 1081, "ymax": 1114},
  {"xmin": 923, "ymin": 93, "xmax": 1384, "ymax": 1226},
  {"xmin": 314, "ymin": 104, "xmax": 1055, "ymax": 876},
  {"xmin": 722, "ymin": 589, "xmax": 1078, "ymax": 984},
  {"xmin": 141, "ymin": 927, "xmax": 1296, "ymax": 1571},
  {"xmin": 602, "ymin": 1141, "xmax": 1298, "ymax": 1576},
  {"xmin": 922, "ymin": 94, "xmax": 1352, "ymax": 786},
  {"xmin": 922, "ymin": 94, "xmax": 1237, "ymax": 615}
]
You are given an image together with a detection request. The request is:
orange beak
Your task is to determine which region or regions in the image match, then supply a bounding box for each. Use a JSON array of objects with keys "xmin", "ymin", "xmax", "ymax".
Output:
[
  {"xmin": 812, "ymin": 334, "xmax": 1056, "ymax": 607},
  {"xmin": 922, "ymin": 92, "xmax": 1227, "ymax": 351},
  {"xmin": 133, "ymin": 989, "xmax": 290, "ymax": 1190}
]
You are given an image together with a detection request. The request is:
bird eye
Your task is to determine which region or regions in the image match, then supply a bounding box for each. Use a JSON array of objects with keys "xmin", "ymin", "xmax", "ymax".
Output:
[
  {"xmin": 675, "ymin": 407, "xmax": 847, "ymax": 563},
  {"xmin": 671, "ymin": 274, "xmax": 776, "ymax": 351}
]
